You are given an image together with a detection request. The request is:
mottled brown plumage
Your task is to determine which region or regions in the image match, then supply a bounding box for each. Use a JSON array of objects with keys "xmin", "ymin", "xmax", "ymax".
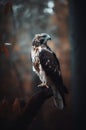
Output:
[{"xmin": 31, "ymin": 33, "xmax": 68, "ymax": 109}]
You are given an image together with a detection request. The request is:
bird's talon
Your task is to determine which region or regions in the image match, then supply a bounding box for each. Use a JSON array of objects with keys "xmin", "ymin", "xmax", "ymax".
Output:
[
  {"xmin": 37, "ymin": 83, "xmax": 44, "ymax": 87},
  {"xmin": 45, "ymin": 85, "xmax": 49, "ymax": 88},
  {"xmin": 37, "ymin": 83, "xmax": 49, "ymax": 88}
]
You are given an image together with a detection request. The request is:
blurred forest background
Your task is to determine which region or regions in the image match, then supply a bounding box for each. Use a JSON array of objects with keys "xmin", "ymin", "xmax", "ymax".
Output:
[{"xmin": 0, "ymin": 0, "xmax": 71, "ymax": 130}]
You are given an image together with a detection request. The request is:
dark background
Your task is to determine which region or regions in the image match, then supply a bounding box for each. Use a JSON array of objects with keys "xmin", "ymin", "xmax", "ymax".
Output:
[{"xmin": 1, "ymin": 0, "xmax": 84, "ymax": 130}]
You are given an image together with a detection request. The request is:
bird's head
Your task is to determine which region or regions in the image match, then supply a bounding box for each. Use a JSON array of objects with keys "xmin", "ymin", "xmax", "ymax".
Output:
[{"xmin": 32, "ymin": 33, "xmax": 51, "ymax": 47}]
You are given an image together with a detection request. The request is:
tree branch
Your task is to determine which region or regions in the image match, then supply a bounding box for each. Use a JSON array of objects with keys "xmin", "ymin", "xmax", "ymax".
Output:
[{"xmin": 12, "ymin": 86, "xmax": 53, "ymax": 130}]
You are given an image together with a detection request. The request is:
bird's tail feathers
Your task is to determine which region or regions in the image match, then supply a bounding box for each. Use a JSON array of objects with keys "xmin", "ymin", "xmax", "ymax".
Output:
[{"xmin": 53, "ymin": 91, "xmax": 64, "ymax": 110}]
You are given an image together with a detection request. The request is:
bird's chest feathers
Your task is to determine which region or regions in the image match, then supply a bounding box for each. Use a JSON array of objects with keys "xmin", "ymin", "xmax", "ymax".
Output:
[
  {"xmin": 31, "ymin": 46, "xmax": 47, "ymax": 83},
  {"xmin": 31, "ymin": 46, "xmax": 42, "ymax": 73}
]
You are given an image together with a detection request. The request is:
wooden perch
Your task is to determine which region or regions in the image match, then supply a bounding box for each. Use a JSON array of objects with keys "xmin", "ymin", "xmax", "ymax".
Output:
[{"xmin": 11, "ymin": 86, "xmax": 53, "ymax": 130}]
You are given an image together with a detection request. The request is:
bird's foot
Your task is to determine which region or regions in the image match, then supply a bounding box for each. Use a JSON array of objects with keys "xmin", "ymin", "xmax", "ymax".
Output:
[
  {"xmin": 37, "ymin": 83, "xmax": 49, "ymax": 88},
  {"xmin": 44, "ymin": 84, "xmax": 49, "ymax": 88}
]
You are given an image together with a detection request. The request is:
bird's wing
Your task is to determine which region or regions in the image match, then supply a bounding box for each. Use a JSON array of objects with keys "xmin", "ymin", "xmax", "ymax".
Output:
[
  {"xmin": 39, "ymin": 49, "xmax": 61, "ymax": 81},
  {"xmin": 39, "ymin": 49, "xmax": 68, "ymax": 94}
]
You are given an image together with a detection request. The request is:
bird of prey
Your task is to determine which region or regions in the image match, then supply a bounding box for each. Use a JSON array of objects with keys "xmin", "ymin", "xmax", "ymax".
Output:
[{"xmin": 31, "ymin": 33, "xmax": 68, "ymax": 109}]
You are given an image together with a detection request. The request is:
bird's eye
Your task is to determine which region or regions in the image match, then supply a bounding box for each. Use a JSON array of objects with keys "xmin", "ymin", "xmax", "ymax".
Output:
[
  {"xmin": 40, "ymin": 39, "xmax": 44, "ymax": 44},
  {"xmin": 42, "ymin": 35, "xmax": 46, "ymax": 38}
]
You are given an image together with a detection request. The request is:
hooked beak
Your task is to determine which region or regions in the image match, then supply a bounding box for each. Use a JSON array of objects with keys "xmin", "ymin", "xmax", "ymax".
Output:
[
  {"xmin": 47, "ymin": 37, "xmax": 51, "ymax": 41},
  {"xmin": 44, "ymin": 36, "xmax": 51, "ymax": 44},
  {"xmin": 46, "ymin": 34, "xmax": 52, "ymax": 41}
]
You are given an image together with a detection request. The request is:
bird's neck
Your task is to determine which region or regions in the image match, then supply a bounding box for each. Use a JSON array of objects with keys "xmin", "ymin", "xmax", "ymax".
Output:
[
  {"xmin": 45, "ymin": 44, "xmax": 52, "ymax": 51},
  {"xmin": 41, "ymin": 44, "xmax": 53, "ymax": 53}
]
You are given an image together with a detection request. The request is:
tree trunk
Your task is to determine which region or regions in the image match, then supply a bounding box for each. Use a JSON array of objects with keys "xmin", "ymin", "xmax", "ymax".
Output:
[{"xmin": 69, "ymin": 0, "xmax": 86, "ymax": 129}]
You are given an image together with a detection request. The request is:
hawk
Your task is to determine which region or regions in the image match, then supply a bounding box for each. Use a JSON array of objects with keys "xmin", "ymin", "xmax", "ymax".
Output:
[{"xmin": 31, "ymin": 33, "xmax": 68, "ymax": 109}]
